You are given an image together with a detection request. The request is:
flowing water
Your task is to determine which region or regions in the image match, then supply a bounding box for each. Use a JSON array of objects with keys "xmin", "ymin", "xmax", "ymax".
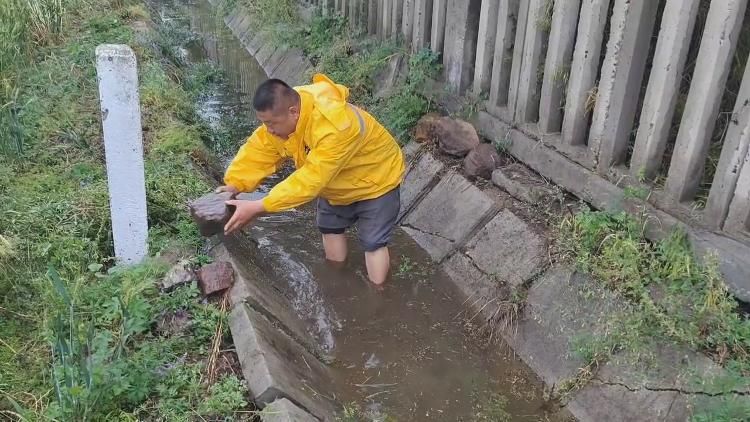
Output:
[{"xmin": 152, "ymin": 1, "xmax": 574, "ymax": 420}]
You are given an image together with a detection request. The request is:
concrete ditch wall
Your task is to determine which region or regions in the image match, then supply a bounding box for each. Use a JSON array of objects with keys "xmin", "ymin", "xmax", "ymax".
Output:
[
  {"xmin": 398, "ymin": 144, "xmax": 750, "ymax": 422},
  {"xmin": 298, "ymin": 0, "xmax": 750, "ymax": 302}
]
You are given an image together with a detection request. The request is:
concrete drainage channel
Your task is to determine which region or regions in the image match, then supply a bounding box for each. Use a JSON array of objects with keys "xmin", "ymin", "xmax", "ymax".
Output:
[{"xmin": 178, "ymin": 0, "xmax": 750, "ymax": 420}]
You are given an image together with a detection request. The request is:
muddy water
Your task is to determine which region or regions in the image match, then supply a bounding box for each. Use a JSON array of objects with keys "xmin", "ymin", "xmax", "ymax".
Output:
[{"xmin": 159, "ymin": 0, "xmax": 572, "ymax": 420}]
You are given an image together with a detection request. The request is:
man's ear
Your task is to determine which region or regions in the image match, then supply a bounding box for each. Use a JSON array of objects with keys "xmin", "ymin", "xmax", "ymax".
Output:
[{"xmin": 289, "ymin": 104, "xmax": 300, "ymax": 117}]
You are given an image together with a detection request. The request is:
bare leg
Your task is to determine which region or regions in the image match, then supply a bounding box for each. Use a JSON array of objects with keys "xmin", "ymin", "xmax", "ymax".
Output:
[
  {"xmin": 365, "ymin": 247, "xmax": 390, "ymax": 285},
  {"xmin": 322, "ymin": 233, "xmax": 347, "ymax": 262}
]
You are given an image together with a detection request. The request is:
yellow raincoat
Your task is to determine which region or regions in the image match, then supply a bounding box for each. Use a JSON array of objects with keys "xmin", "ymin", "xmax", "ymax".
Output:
[{"xmin": 223, "ymin": 74, "xmax": 405, "ymax": 213}]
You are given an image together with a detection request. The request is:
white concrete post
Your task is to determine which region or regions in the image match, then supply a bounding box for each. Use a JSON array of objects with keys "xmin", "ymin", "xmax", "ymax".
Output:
[{"xmin": 95, "ymin": 45, "xmax": 148, "ymax": 265}]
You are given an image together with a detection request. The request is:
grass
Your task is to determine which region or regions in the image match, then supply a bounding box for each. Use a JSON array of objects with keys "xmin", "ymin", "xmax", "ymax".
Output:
[
  {"xmin": 558, "ymin": 209, "xmax": 750, "ymax": 418},
  {"xmin": 230, "ymin": 1, "xmax": 441, "ymax": 144},
  {"xmin": 0, "ymin": 0, "xmax": 248, "ymax": 419}
]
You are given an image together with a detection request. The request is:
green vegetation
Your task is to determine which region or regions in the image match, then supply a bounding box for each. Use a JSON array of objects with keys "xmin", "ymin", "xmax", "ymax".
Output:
[
  {"xmin": 233, "ymin": 0, "xmax": 441, "ymax": 143},
  {"xmin": 559, "ymin": 210, "xmax": 750, "ymax": 419},
  {"xmin": 0, "ymin": 0, "xmax": 247, "ymax": 419}
]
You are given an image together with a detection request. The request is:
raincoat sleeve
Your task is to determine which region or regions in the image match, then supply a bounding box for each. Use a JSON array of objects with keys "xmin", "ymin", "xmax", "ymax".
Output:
[
  {"xmin": 262, "ymin": 130, "xmax": 360, "ymax": 212},
  {"xmin": 223, "ymin": 128, "xmax": 282, "ymax": 192}
]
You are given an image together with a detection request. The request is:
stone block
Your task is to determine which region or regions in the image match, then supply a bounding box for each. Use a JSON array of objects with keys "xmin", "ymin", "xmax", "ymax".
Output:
[
  {"xmin": 262, "ymin": 398, "xmax": 319, "ymax": 422},
  {"xmin": 464, "ymin": 210, "xmax": 547, "ymax": 286},
  {"xmin": 398, "ymin": 151, "xmax": 444, "ymax": 221},
  {"xmin": 463, "ymin": 143, "xmax": 499, "ymax": 179},
  {"xmin": 403, "ymin": 171, "xmax": 496, "ymax": 260},
  {"xmin": 229, "ymin": 304, "xmax": 337, "ymax": 420},
  {"xmin": 567, "ymin": 381, "xmax": 681, "ymax": 422},
  {"xmin": 491, "ymin": 163, "xmax": 558, "ymax": 205},
  {"xmin": 502, "ymin": 267, "xmax": 622, "ymax": 387},
  {"xmin": 197, "ymin": 261, "xmax": 235, "ymax": 295},
  {"xmin": 435, "ymin": 117, "xmax": 480, "ymax": 157},
  {"xmin": 189, "ymin": 192, "xmax": 235, "ymax": 236}
]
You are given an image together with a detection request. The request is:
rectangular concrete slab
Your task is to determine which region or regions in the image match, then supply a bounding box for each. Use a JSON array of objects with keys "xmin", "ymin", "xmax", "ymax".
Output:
[
  {"xmin": 213, "ymin": 243, "xmax": 322, "ymax": 360},
  {"xmin": 502, "ymin": 267, "xmax": 623, "ymax": 387},
  {"xmin": 262, "ymin": 398, "xmax": 319, "ymax": 421},
  {"xmin": 229, "ymin": 304, "xmax": 337, "ymax": 420},
  {"xmin": 402, "ymin": 171, "xmax": 496, "ymax": 261},
  {"xmin": 464, "ymin": 209, "xmax": 548, "ymax": 286},
  {"xmin": 442, "ymin": 253, "xmax": 508, "ymax": 325},
  {"xmin": 398, "ymin": 151, "xmax": 444, "ymax": 221}
]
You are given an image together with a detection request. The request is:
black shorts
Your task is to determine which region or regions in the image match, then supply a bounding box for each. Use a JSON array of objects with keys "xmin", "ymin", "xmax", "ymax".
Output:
[{"xmin": 316, "ymin": 187, "xmax": 400, "ymax": 252}]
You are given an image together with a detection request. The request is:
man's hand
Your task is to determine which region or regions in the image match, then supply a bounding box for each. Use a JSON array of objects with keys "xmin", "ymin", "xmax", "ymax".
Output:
[
  {"xmin": 224, "ymin": 199, "xmax": 266, "ymax": 234},
  {"xmin": 215, "ymin": 185, "xmax": 240, "ymax": 196}
]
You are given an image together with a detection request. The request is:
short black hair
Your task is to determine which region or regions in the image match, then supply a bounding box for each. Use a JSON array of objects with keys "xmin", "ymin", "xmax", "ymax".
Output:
[{"xmin": 253, "ymin": 79, "xmax": 299, "ymax": 112}]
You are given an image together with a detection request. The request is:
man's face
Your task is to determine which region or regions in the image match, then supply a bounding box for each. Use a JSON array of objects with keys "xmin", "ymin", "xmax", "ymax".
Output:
[{"xmin": 257, "ymin": 103, "xmax": 299, "ymax": 140}]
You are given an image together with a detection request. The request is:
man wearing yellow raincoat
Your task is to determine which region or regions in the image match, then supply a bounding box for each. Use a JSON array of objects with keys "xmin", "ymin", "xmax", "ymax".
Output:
[{"xmin": 217, "ymin": 74, "xmax": 405, "ymax": 285}]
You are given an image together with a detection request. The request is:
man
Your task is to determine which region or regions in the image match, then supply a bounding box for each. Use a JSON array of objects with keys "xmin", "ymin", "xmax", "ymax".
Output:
[{"xmin": 217, "ymin": 74, "xmax": 405, "ymax": 285}]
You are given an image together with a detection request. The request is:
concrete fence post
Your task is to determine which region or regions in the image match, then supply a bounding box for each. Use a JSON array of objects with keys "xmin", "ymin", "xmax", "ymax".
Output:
[
  {"xmin": 588, "ymin": 0, "xmax": 659, "ymax": 174},
  {"xmin": 412, "ymin": 0, "xmax": 432, "ymax": 51},
  {"xmin": 472, "ymin": 0, "xmax": 500, "ymax": 97},
  {"xmin": 506, "ymin": 0, "xmax": 530, "ymax": 116},
  {"xmin": 488, "ymin": 0, "xmax": 520, "ymax": 109},
  {"xmin": 430, "ymin": 0, "xmax": 447, "ymax": 55},
  {"xmin": 391, "ymin": 0, "xmax": 403, "ymax": 38},
  {"xmin": 402, "ymin": 0, "xmax": 415, "ymax": 44},
  {"xmin": 706, "ymin": 52, "xmax": 750, "ymax": 228},
  {"xmin": 368, "ymin": 0, "xmax": 378, "ymax": 34},
  {"xmin": 560, "ymin": 0, "xmax": 610, "ymax": 146},
  {"xmin": 537, "ymin": 0, "xmax": 581, "ymax": 133},
  {"xmin": 513, "ymin": 0, "xmax": 548, "ymax": 123},
  {"xmin": 666, "ymin": 0, "xmax": 749, "ymax": 202},
  {"xmin": 443, "ymin": 0, "xmax": 482, "ymax": 92},
  {"xmin": 382, "ymin": 0, "xmax": 393, "ymax": 39},
  {"xmin": 95, "ymin": 45, "xmax": 148, "ymax": 265},
  {"xmin": 725, "ymin": 148, "xmax": 750, "ymax": 234},
  {"xmin": 630, "ymin": 0, "xmax": 701, "ymax": 182}
]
